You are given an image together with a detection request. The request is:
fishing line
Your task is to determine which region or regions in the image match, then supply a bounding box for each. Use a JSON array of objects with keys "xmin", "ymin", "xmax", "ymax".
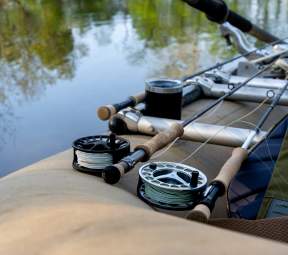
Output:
[
  {"xmin": 76, "ymin": 150, "xmax": 113, "ymax": 169},
  {"xmin": 151, "ymin": 54, "xmax": 286, "ymax": 162},
  {"xmin": 198, "ymin": 100, "xmax": 224, "ymax": 121},
  {"xmin": 133, "ymin": 39, "xmax": 288, "ymax": 210},
  {"xmin": 179, "ymin": 97, "xmax": 269, "ymax": 163},
  {"xmin": 142, "ymin": 99, "xmax": 270, "ymax": 210},
  {"xmin": 151, "ymin": 137, "xmax": 180, "ymax": 160},
  {"xmin": 151, "ymin": 97, "xmax": 269, "ymax": 161},
  {"xmin": 103, "ymin": 42, "xmax": 288, "ymax": 186},
  {"xmin": 239, "ymin": 120, "xmax": 275, "ymax": 165},
  {"xmin": 151, "ymin": 100, "xmax": 224, "ymax": 160}
]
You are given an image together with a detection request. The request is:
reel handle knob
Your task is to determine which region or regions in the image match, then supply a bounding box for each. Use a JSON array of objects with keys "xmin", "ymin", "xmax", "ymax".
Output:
[
  {"xmin": 190, "ymin": 171, "xmax": 199, "ymax": 187},
  {"xmin": 186, "ymin": 204, "xmax": 211, "ymax": 222},
  {"xmin": 102, "ymin": 161, "xmax": 128, "ymax": 184}
]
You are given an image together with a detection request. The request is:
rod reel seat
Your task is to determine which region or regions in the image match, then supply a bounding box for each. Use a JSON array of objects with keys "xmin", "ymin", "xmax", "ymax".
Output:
[{"xmin": 137, "ymin": 162, "xmax": 207, "ymax": 210}]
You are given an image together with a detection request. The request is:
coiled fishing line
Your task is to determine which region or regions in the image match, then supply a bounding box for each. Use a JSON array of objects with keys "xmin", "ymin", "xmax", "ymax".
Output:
[
  {"xmin": 137, "ymin": 162, "xmax": 207, "ymax": 210},
  {"xmin": 72, "ymin": 134, "xmax": 130, "ymax": 176},
  {"xmin": 75, "ymin": 150, "xmax": 113, "ymax": 169}
]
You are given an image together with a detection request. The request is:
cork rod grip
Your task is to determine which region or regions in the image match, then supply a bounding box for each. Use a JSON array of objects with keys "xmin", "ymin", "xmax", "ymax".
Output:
[
  {"xmin": 135, "ymin": 123, "xmax": 184, "ymax": 159},
  {"xmin": 131, "ymin": 92, "xmax": 146, "ymax": 105},
  {"xmin": 97, "ymin": 105, "xmax": 117, "ymax": 121},
  {"xmin": 186, "ymin": 204, "xmax": 211, "ymax": 222},
  {"xmin": 213, "ymin": 147, "xmax": 248, "ymax": 192}
]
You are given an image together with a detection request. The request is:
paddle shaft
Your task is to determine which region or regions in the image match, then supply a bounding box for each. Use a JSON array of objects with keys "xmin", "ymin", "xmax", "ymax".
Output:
[
  {"xmin": 102, "ymin": 56, "xmax": 283, "ymax": 184},
  {"xmin": 187, "ymin": 80, "xmax": 288, "ymax": 222},
  {"xmin": 182, "ymin": 0, "xmax": 279, "ymax": 43}
]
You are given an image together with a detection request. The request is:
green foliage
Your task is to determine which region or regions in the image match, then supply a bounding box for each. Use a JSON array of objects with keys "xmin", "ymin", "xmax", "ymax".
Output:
[{"xmin": 0, "ymin": 0, "xmax": 285, "ymax": 100}]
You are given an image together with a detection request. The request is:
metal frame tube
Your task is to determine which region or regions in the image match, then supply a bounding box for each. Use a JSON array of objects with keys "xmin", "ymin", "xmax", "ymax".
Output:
[
  {"xmin": 200, "ymin": 82, "xmax": 288, "ymax": 106},
  {"xmin": 229, "ymin": 76, "xmax": 288, "ymax": 90},
  {"xmin": 138, "ymin": 116, "xmax": 266, "ymax": 147},
  {"xmin": 116, "ymin": 110, "xmax": 266, "ymax": 147}
]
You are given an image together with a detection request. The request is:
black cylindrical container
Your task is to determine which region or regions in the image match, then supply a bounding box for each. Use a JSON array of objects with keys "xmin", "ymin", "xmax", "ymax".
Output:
[{"xmin": 145, "ymin": 79, "xmax": 183, "ymax": 120}]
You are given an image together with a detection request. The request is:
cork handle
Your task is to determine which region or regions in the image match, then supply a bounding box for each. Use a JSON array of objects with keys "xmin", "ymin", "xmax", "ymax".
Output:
[
  {"xmin": 97, "ymin": 105, "xmax": 117, "ymax": 121},
  {"xmin": 131, "ymin": 92, "xmax": 146, "ymax": 104},
  {"xmin": 135, "ymin": 123, "xmax": 184, "ymax": 159},
  {"xmin": 213, "ymin": 147, "xmax": 248, "ymax": 191},
  {"xmin": 186, "ymin": 204, "xmax": 211, "ymax": 222}
]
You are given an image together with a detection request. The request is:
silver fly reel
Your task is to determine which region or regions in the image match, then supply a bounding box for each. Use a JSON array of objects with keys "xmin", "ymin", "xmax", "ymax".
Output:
[{"xmin": 137, "ymin": 162, "xmax": 207, "ymax": 210}]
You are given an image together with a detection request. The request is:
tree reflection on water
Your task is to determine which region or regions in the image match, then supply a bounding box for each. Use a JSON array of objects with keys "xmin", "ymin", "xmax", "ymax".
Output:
[{"xmin": 0, "ymin": 0, "xmax": 287, "ymax": 101}]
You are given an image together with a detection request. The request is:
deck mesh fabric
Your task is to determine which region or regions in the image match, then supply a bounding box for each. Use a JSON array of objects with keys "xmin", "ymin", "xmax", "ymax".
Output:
[
  {"xmin": 209, "ymin": 216, "xmax": 288, "ymax": 243},
  {"xmin": 228, "ymin": 114, "xmax": 288, "ymax": 219}
]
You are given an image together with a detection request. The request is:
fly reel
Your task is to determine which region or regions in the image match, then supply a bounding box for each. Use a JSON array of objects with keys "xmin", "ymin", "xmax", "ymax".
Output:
[
  {"xmin": 72, "ymin": 134, "xmax": 130, "ymax": 176},
  {"xmin": 137, "ymin": 162, "xmax": 207, "ymax": 210}
]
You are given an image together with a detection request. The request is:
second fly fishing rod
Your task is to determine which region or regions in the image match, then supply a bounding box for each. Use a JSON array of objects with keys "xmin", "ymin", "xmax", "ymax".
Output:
[
  {"xmin": 102, "ymin": 54, "xmax": 285, "ymax": 184},
  {"xmin": 186, "ymin": 79, "xmax": 288, "ymax": 222},
  {"xmin": 97, "ymin": 36, "xmax": 288, "ymax": 121}
]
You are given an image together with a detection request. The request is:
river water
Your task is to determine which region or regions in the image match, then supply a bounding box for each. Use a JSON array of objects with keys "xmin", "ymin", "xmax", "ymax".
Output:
[{"xmin": 0, "ymin": 0, "xmax": 287, "ymax": 175}]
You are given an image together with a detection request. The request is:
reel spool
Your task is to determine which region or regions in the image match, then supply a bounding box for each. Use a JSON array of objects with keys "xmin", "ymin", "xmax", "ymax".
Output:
[
  {"xmin": 72, "ymin": 134, "xmax": 130, "ymax": 176},
  {"xmin": 137, "ymin": 162, "xmax": 207, "ymax": 210}
]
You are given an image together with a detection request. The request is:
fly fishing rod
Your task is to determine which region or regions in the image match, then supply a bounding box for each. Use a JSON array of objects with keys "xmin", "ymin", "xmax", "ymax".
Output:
[
  {"xmin": 102, "ymin": 54, "xmax": 285, "ymax": 185},
  {"xmin": 97, "ymin": 36, "xmax": 288, "ymax": 121},
  {"xmin": 182, "ymin": 0, "xmax": 279, "ymax": 43},
  {"xmin": 97, "ymin": 92, "xmax": 145, "ymax": 121},
  {"xmin": 186, "ymin": 80, "xmax": 288, "ymax": 222}
]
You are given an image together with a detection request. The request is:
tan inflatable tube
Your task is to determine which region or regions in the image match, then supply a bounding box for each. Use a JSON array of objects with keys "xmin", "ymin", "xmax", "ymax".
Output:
[{"xmin": 0, "ymin": 150, "xmax": 287, "ymax": 254}]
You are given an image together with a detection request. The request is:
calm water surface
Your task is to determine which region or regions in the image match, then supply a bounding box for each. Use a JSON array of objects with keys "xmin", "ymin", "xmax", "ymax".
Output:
[{"xmin": 0, "ymin": 0, "xmax": 287, "ymax": 175}]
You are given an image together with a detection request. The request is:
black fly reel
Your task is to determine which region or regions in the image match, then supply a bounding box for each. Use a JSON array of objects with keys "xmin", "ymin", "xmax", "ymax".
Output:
[
  {"xmin": 72, "ymin": 134, "xmax": 130, "ymax": 176},
  {"xmin": 137, "ymin": 162, "xmax": 207, "ymax": 210}
]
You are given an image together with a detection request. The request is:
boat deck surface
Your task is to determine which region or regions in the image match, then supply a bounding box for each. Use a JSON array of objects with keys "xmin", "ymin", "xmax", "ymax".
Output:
[{"xmin": 0, "ymin": 98, "xmax": 287, "ymax": 254}]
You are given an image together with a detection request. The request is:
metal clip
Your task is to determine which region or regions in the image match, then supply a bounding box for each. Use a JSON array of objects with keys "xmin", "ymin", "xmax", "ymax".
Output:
[{"xmin": 204, "ymin": 69, "xmax": 230, "ymax": 84}]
